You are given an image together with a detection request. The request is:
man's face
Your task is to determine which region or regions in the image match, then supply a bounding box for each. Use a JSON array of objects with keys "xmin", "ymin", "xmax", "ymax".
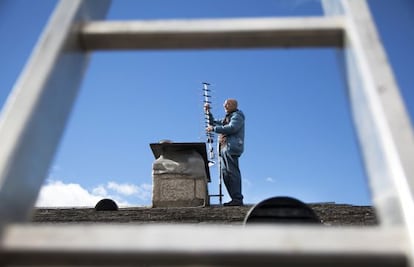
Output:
[{"xmin": 223, "ymin": 100, "xmax": 236, "ymax": 113}]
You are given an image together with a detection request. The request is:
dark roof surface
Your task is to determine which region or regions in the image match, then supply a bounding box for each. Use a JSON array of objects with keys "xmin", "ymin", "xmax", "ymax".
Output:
[{"xmin": 32, "ymin": 203, "xmax": 377, "ymax": 226}]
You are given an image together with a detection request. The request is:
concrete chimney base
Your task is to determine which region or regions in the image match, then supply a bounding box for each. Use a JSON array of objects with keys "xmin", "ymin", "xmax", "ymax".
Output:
[{"xmin": 152, "ymin": 174, "xmax": 208, "ymax": 208}]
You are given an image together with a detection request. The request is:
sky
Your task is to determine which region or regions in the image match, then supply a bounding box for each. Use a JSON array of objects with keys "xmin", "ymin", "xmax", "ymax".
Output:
[{"xmin": 0, "ymin": 0, "xmax": 413, "ymax": 207}]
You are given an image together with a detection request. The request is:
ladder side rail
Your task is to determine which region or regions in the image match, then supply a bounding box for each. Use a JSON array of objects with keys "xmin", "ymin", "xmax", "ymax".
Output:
[
  {"xmin": 323, "ymin": 0, "xmax": 414, "ymax": 262},
  {"xmin": 0, "ymin": 0, "xmax": 111, "ymax": 225}
]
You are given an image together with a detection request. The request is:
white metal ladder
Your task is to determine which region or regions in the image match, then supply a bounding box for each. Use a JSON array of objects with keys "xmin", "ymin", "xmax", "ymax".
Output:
[{"xmin": 0, "ymin": 0, "xmax": 413, "ymax": 266}]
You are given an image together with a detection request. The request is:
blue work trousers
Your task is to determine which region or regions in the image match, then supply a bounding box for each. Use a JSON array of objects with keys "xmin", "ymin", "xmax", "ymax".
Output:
[{"xmin": 220, "ymin": 148, "xmax": 243, "ymax": 202}]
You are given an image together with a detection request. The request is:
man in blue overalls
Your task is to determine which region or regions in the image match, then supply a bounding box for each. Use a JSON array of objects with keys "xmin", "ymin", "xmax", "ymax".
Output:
[{"xmin": 205, "ymin": 99, "xmax": 245, "ymax": 206}]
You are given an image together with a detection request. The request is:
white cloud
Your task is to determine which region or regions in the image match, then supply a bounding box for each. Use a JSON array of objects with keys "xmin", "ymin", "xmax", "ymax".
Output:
[
  {"xmin": 92, "ymin": 185, "xmax": 107, "ymax": 196},
  {"xmin": 35, "ymin": 180, "xmax": 152, "ymax": 208},
  {"xmin": 106, "ymin": 181, "xmax": 152, "ymax": 200},
  {"xmin": 266, "ymin": 177, "xmax": 275, "ymax": 183},
  {"xmin": 135, "ymin": 183, "xmax": 152, "ymax": 200},
  {"xmin": 36, "ymin": 180, "xmax": 103, "ymax": 207},
  {"xmin": 107, "ymin": 181, "xmax": 138, "ymax": 196}
]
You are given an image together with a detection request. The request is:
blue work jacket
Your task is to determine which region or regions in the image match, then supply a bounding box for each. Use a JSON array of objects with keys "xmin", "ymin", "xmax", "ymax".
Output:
[{"xmin": 208, "ymin": 109, "xmax": 245, "ymax": 156}]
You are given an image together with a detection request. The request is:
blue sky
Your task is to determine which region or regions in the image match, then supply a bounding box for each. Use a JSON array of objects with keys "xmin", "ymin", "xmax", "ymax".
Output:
[{"xmin": 0, "ymin": 0, "xmax": 413, "ymax": 207}]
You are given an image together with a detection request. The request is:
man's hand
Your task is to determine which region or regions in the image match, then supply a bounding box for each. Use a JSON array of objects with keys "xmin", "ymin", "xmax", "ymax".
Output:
[
  {"xmin": 206, "ymin": 125, "xmax": 214, "ymax": 132},
  {"xmin": 204, "ymin": 103, "xmax": 210, "ymax": 114}
]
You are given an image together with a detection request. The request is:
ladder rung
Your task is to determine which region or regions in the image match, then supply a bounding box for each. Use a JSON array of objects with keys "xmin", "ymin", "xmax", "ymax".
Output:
[
  {"xmin": 0, "ymin": 224, "xmax": 408, "ymax": 266},
  {"xmin": 80, "ymin": 17, "xmax": 344, "ymax": 50}
]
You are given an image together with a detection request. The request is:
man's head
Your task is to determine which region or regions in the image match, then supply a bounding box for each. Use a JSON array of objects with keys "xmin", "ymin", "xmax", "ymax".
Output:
[{"xmin": 224, "ymin": 99, "xmax": 238, "ymax": 113}]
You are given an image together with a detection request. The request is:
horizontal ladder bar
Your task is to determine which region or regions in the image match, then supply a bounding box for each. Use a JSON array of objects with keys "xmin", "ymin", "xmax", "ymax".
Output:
[
  {"xmin": 0, "ymin": 224, "xmax": 408, "ymax": 266},
  {"xmin": 80, "ymin": 16, "xmax": 345, "ymax": 50}
]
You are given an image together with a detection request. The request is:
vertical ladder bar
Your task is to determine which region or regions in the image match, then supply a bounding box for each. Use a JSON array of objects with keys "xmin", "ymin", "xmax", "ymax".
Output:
[
  {"xmin": 323, "ymin": 0, "xmax": 414, "ymax": 263},
  {"xmin": 0, "ymin": 0, "xmax": 111, "ymax": 224}
]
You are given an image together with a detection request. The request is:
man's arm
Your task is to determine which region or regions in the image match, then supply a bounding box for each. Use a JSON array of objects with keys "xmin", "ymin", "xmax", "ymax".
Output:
[
  {"xmin": 204, "ymin": 103, "xmax": 222, "ymax": 126},
  {"xmin": 213, "ymin": 112, "xmax": 244, "ymax": 135}
]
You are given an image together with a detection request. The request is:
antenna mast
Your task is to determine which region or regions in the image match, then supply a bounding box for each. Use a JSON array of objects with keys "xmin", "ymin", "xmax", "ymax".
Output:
[
  {"xmin": 202, "ymin": 82, "xmax": 223, "ymax": 204},
  {"xmin": 203, "ymin": 82, "xmax": 215, "ymax": 162}
]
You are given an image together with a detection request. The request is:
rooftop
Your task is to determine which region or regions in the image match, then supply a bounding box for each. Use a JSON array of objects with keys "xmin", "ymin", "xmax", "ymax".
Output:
[{"xmin": 32, "ymin": 203, "xmax": 377, "ymax": 226}]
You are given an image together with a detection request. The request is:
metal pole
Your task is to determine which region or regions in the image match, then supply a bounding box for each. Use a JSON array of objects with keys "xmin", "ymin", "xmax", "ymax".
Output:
[{"xmin": 217, "ymin": 140, "xmax": 223, "ymax": 205}]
